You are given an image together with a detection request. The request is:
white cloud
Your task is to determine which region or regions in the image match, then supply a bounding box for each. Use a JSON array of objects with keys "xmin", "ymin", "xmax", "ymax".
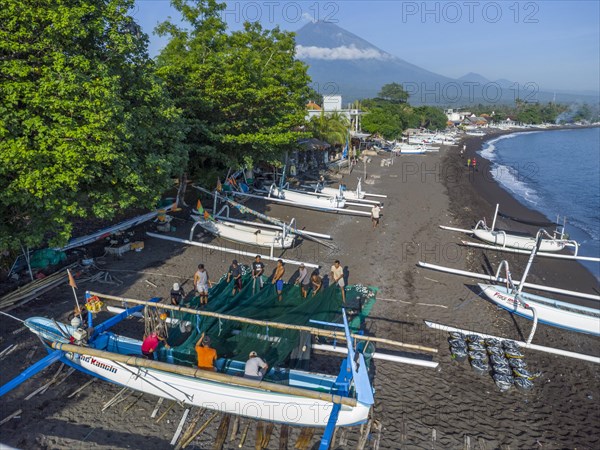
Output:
[{"xmin": 295, "ymin": 44, "xmax": 391, "ymax": 60}]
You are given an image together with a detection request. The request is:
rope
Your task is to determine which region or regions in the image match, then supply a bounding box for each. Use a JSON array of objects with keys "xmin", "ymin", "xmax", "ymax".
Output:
[{"xmin": 0, "ymin": 311, "xmax": 24, "ymax": 323}]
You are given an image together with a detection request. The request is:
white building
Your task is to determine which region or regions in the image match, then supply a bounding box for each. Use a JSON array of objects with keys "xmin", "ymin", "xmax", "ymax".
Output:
[{"xmin": 306, "ymin": 95, "xmax": 366, "ymax": 136}]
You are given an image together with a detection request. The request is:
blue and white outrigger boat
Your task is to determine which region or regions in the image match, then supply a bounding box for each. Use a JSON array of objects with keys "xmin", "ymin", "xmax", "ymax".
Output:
[{"xmin": 0, "ymin": 293, "xmax": 374, "ymax": 434}]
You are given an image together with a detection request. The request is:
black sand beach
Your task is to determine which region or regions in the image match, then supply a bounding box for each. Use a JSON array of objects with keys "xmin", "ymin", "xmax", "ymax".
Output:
[{"xmin": 0, "ymin": 132, "xmax": 599, "ymax": 449}]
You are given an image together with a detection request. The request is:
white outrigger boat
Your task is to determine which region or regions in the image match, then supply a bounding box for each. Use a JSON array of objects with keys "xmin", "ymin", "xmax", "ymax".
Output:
[
  {"xmin": 268, "ymin": 184, "xmax": 346, "ymax": 209},
  {"xmin": 419, "ymin": 230, "xmax": 600, "ymax": 339},
  {"xmin": 1, "ymin": 293, "xmax": 375, "ymax": 430},
  {"xmin": 441, "ymin": 204, "xmax": 579, "ymax": 254},
  {"xmin": 190, "ymin": 214, "xmax": 295, "ymax": 249},
  {"xmin": 305, "ymin": 178, "xmax": 386, "ymax": 204}
]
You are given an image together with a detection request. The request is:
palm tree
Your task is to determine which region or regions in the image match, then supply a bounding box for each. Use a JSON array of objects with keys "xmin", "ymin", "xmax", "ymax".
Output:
[{"xmin": 307, "ymin": 111, "xmax": 349, "ymax": 146}]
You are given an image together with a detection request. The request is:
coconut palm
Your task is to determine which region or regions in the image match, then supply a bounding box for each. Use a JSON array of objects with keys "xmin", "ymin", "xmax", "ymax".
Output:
[{"xmin": 307, "ymin": 111, "xmax": 349, "ymax": 146}]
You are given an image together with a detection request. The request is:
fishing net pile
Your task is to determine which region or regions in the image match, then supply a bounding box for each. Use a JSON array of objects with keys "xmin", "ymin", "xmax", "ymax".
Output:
[{"xmin": 155, "ymin": 267, "xmax": 377, "ymax": 370}]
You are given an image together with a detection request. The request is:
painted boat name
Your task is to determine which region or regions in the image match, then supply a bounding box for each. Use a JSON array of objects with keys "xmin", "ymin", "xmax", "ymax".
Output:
[{"xmin": 80, "ymin": 355, "xmax": 118, "ymax": 374}]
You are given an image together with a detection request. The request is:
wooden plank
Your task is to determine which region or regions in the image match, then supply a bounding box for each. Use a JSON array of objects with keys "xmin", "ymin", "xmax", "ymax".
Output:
[
  {"xmin": 150, "ymin": 397, "xmax": 164, "ymax": 418},
  {"xmin": 170, "ymin": 408, "xmax": 190, "ymax": 445}
]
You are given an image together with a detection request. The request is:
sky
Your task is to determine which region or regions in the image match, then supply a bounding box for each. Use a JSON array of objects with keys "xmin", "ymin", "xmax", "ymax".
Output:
[{"xmin": 132, "ymin": 1, "xmax": 600, "ymax": 93}]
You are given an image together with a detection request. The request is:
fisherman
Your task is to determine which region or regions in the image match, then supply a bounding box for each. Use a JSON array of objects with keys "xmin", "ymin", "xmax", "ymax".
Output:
[
  {"xmin": 195, "ymin": 334, "xmax": 217, "ymax": 371},
  {"xmin": 170, "ymin": 282, "xmax": 185, "ymax": 306},
  {"xmin": 310, "ymin": 271, "xmax": 322, "ymax": 297},
  {"xmin": 272, "ymin": 259, "xmax": 285, "ymax": 301},
  {"xmin": 295, "ymin": 263, "xmax": 311, "ymax": 298},
  {"xmin": 226, "ymin": 259, "xmax": 242, "ymax": 296},
  {"xmin": 193, "ymin": 264, "xmax": 211, "ymax": 305},
  {"xmin": 330, "ymin": 260, "xmax": 346, "ymax": 302},
  {"xmin": 244, "ymin": 351, "xmax": 269, "ymax": 380},
  {"xmin": 252, "ymin": 255, "xmax": 265, "ymax": 290},
  {"xmin": 141, "ymin": 331, "xmax": 169, "ymax": 359},
  {"xmin": 472, "ymin": 157, "xmax": 478, "ymax": 171},
  {"xmin": 467, "ymin": 157, "xmax": 471, "ymax": 168},
  {"xmin": 371, "ymin": 203, "xmax": 381, "ymax": 229}
]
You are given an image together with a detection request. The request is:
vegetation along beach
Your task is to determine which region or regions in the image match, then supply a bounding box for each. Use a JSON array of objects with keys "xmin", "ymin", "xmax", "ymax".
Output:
[{"xmin": 1, "ymin": 1, "xmax": 599, "ymax": 449}]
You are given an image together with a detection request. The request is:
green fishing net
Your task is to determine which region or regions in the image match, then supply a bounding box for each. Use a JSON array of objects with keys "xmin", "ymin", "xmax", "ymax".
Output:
[{"xmin": 156, "ymin": 266, "xmax": 378, "ymax": 371}]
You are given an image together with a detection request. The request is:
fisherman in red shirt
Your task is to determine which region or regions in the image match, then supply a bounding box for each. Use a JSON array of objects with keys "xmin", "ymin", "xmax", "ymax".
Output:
[{"xmin": 141, "ymin": 331, "xmax": 169, "ymax": 359}]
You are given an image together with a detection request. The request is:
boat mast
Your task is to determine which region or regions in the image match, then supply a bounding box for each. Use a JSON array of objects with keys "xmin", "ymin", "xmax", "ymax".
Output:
[
  {"xmin": 516, "ymin": 229, "xmax": 544, "ymax": 296},
  {"xmin": 490, "ymin": 203, "xmax": 499, "ymax": 232}
]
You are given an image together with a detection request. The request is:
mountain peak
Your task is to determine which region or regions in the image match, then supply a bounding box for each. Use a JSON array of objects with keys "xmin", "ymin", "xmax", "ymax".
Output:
[
  {"xmin": 458, "ymin": 72, "xmax": 491, "ymax": 84},
  {"xmin": 295, "ymin": 21, "xmax": 392, "ymax": 58}
]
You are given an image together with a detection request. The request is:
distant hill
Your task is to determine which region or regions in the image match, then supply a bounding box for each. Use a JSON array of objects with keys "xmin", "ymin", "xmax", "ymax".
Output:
[{"xmin": 294, "ymin": 22, "xmax": 599, "ymax": 106}]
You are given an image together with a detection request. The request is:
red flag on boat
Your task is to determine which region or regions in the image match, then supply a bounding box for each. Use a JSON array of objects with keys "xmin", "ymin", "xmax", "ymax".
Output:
[{"xmin": 67, "ymin": 269, "xmax": 77, "ymax": 289}]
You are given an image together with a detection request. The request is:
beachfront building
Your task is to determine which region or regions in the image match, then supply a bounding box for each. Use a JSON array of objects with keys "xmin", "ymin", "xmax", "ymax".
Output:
[
  {"xmin": 306, "ymin": 95, "xmax": 366, "ymax": 137},
  {"xmin": 445, "ymin": 109, "xmax": 471, "ymax": 126},
  {"xmin": 462, "ymin": 114, "xmax": 489, "ymax": 129}
]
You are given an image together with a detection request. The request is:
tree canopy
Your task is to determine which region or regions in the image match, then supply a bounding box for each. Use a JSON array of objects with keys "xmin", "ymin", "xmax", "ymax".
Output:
[
  {"xmin": 0, "ymin": 0, "xmax": 186, "ymax": 251},
  {"xmin": 155, "ymin": 0, "xmax": 311, "ymax": 176},
  {"xmin": 378, "ymin": 82, "xmax": 410, "ymax": 103}
]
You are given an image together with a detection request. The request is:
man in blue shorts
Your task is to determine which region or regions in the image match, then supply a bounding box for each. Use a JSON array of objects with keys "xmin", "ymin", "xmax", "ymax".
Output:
[{"xmin": 272, "ymin": 259, "xmax": 285, "ymax": 301}]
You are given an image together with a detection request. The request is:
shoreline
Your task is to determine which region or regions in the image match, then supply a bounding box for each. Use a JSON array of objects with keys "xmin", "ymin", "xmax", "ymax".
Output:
[{"xmin": 449, "ymin": 127, "xmax": 600, "ymax": 298}]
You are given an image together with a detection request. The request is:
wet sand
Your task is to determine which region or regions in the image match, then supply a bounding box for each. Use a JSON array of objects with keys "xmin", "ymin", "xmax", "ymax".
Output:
[{"xmin": 1, "ymin": 136, "xmax": 599, "ymax": 449}]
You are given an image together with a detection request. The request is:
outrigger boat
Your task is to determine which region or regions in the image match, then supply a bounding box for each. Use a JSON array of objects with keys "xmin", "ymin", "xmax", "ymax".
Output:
[
  {"xmin": 303, "ymin": 178, "xmax": 386, "ymax": 204},
  {"xmin": 440, "ymin": 204, "xmax": 579, "ymax": 253},
  {"xmin": 1, "ymin": 291, "xmax": 375, "ymax": 429},
  {"xmin": 419, "ymin": 230, "xmax": 600, "ymax": 339},
  {"xmin": 190, "ymin": 214, "xmax": 295, "ymax": 249}
]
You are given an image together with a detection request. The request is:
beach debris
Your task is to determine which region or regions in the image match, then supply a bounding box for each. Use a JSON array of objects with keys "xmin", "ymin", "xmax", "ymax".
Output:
[
  {"xmin": 102, "ymin": 387, "xmax": 133, "ymax": 412},
  {"xmin": 123, "ymin": 392, "xmax": 144, "ymax": 413},
  {"xmin": 372, "ymin": 420, "xmax": 383, "ymax": 450},
  {"xmin": 68, "ymin": 378, "xmax": 96, "ymax": 398},
  {"xmin": 0, "ymin": 409, "xmax": 22, "ymax": 426},
  {"xmin": 145, "ymin": 280, "xmax": 158, "ymax": 288}
]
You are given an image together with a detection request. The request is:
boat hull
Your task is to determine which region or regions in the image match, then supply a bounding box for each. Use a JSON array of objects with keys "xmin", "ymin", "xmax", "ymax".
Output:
[
  {"xmin": 478, "ymin": 284, "xmax": 600, "ymax": 336},
  {"xmin": 473, "ymin": 229, "xmax": 567, "ymax": 252},
  {"xmin": 26, "ymin": 318, "xmax": 370, "ymax": 427},
  {"xmin": 63, "ymin": 353, "xmax": 370, "ymax": 427},
  {"xmin": 193, "ymin": 217, "xmax": 295, "ymax": 249},
  {"xmin": 277, "ymin": 189, "xmax": 346, "ymax": 209}
]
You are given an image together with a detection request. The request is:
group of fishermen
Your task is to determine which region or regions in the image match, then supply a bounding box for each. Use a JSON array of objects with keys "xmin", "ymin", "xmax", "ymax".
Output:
[{"xmin": 140, "ymin": 256, "xmax": 348, "ymax": 380}]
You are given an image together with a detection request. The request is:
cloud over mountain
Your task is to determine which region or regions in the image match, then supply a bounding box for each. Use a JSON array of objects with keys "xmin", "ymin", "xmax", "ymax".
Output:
[{"xmin": 295, "ymin": 44, "xmax": 391, "ymax": 61}]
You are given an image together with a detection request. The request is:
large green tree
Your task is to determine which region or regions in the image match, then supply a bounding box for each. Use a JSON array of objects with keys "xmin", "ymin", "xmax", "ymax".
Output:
[
  {"xmin": 156, "ymin": 0, "xmax": 311, "ymax": 175},
  {"xmin": 0, "ymin": 0, "xmax": 186, "ymax": 251}
]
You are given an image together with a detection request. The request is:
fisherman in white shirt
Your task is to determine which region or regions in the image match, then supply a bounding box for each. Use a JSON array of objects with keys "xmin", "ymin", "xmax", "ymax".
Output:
[{"xmin": 244, "ymin": 351, "xmax": 269, "ymax": 380}]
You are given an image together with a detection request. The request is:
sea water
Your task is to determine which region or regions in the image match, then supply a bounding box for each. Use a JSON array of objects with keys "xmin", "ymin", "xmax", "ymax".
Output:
[{"xmin": 479, "ymin": 127, "xmax": 600, "ymax": 279}]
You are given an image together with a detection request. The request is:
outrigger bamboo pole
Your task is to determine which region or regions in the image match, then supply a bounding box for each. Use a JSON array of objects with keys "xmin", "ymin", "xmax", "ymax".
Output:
[
  {"xmin": 89, "ymin": 291, "xmax": 438, "ymax": 354},
  {"xmin": 51, "ymin": 342, "xmax": 358, "ymax": 407}
]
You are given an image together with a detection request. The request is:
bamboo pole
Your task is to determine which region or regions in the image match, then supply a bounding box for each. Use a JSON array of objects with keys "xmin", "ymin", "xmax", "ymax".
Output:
[
  {"xmin": 278, "ymin": 424, "xmax": 289, "ymax": 450},
  {"xmin": 175, "ymin": 408, "xmax": 204, "ymax": 450},
  {"xmin": 213, "ymin": 414, "xmax": 230, "ymax": 450},
  {"xmin": 262, "ymin": 422, "xmax": 275, "ymax": 448},
  {"xmin": 182, "ymin": 411, "xmax": 219, "ymax": 448},
  {"xmin": 90, "ymin": 291, "xmax": 437, "ymax": 353},
  {"xmin": 230, "ymin": 416, "xmax": 240, "ymax": 442},
  {"xmin": 239, "ymin": 421, "xmax": 251, "ymax": 448},
  {"xmin": 255, "ymin": 421, "xmax": 264, "ymax": 450},
  {"xmin": 52, "ymin": 342, "xmax": 358, "ymax": 407}
]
